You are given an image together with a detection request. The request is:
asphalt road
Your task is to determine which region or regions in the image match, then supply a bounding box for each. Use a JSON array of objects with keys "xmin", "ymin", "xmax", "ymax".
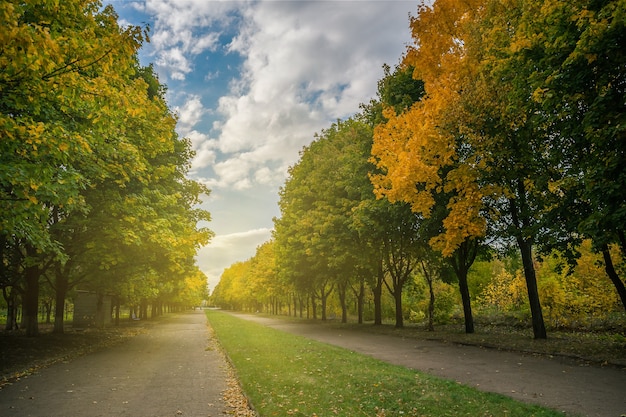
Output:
[
  {"xmin": 230, "ymin": 312, "xmax": 626, "ymax": 417},
  {"xmin": 2, "ymin": 310, "xmax": 625, "ymax": 417},
  {"xmin": 0, "ymin": 311, "xmax": 229, "ymax": 417}
]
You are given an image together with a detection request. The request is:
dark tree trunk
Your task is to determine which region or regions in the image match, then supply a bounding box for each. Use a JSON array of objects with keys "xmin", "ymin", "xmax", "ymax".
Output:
[
  {"xmin": 422, "ymin": 261, "xmax": 435, "ymax": 332},
  {"xmin": 114, "ymin": 297, "xmax": 120, "ymax": 326},
  {"xmin": 517, "ymin": 238, "xmax": 547, "ymax": 339},
  {"xmin": 310, "ymin": 294, "xmax": 317, "ymax": 319},
  {"xmin": 393, "ymin": 289, "xmax": 403, "ymax": 328},
  {"xmin": 3, "ymin": 287, "xmax": 19, "ymax": 330},
  {"xmin": 602, "ymin": 246, "xmax": 626, "ymax": 312},
  {"xmin": 457, "ymin": 272, "xmax": 474, "ymax": 333},
  {"xmin": 450, "ymin": 240, "xmax": 477, "ymax": 334},
  {"xmin": 44, "ymin": 300, "xmax": 52, "ymax": 324},
  {"xmin": 95, "ymin": 293, "xmax": 105, "ymax": 327},
  {"xmin": 53, "ymin": 273, "xmax": 69, "ymax": 334},
  {"xmin": 509, "ymin": 189, "xmax": 547, "ymax": 340},
  {"xmin": 356, "ymin": 280, "xmax": 364, "ymax": 324},
  {"xmin": 23, "ymin": 262, "xmax": 40, "ymax": 337}
]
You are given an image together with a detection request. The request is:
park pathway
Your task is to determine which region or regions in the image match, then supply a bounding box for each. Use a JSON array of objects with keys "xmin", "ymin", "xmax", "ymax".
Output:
[
  {"xmin": 230, "ymin": 312, "xmax": 626, "ymax": 417},
  {"xmin": 0, "ymin": 310, "xmax": 230, "ymax": 417}
]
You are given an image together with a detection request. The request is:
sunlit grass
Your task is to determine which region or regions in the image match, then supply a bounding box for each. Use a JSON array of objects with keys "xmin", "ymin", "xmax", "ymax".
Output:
[{"xmin": 206, "ymin": 310, "xmax": 565, "ymax": 417}]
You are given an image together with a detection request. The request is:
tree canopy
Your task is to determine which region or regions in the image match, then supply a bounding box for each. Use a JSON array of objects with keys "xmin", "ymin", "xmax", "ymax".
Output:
[{"xmin": 1, "ymin": 0, "xmax": 212, "ymax": 335}]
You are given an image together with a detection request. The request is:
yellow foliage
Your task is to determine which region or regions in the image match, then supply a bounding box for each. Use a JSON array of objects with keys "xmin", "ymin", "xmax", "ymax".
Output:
[
  {"xmin": 536, "ymin": 241, "xmax": 623, "ymax": 328},
  {"xmin": 479, "ymin": 268, "xmax": 527, "ymax": 312},
  {"xmin": 371, "ymin": 0, "xmax": 493, "ymax": 258}
]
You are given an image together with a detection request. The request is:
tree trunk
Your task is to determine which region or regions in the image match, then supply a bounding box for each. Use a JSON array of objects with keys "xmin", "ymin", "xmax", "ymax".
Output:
[
  {"xmin": 3, "ymin": 287, "xmax": 19, "ymax": 330},
  {"xmin": 357, "ymin": 280, "xmax": 364, "ymax": 324},
  {"xmin": 44, "ymin": 300, "xmax": 52, "ymax": 323},
  {"xmin": 602, "ymin": 246, "xmax": 626, "ymax": 312},
  {"xmin": 451, "ymin": 240, "xmax": 476, "ymax": 334},
  {"xmin": 457, "ymin": 272, "xmax": 474, "ymax": 333},
  {"xmin": 338, "ymin": 282, "xmax": 348, "ymax": 323},
  {"xmin": 421, "ymin": 261, "xmax": 435, "ymax": 332},
  {"xmin": 427, "ymin": 275, "xmax": 435, "ymax": 332},
  {"xmin": 23, "ymin": 263, "xmax": 40, "ymax": 337},
  {"xmin": 310, "ymin": 294, "xmax": 317, "ymax": 319},
  {"xmin": 95, "ymin": 293, "xmax": 105, "ymax": 327},
  {"xmin": 373, "ymin": 258, "xmax": 384, "ymax": 325},
  {"xmin": 393, "ymin": 289, "xmax": 403, "ymax": 328},
  {"xmin": 517, "ymin": 238, "xmax": 547, "ymax": 339},
  {"xmin": 114, "ymin": 297, "xmax": 120, "ymax": 326}
]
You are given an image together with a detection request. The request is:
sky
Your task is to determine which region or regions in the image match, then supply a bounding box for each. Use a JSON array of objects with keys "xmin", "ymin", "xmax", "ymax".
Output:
[{"xmin": 108, "ymin": 0, "xmax": 418, "ymax": 291}]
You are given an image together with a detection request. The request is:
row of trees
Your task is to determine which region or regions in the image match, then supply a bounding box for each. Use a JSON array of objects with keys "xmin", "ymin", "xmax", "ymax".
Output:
[
  {"xmin": 1, "ymin": 1, "xmax": 212, "ymax": 336},
  {"xmin": 212, "ymin": 0, "xmax": 625, "ymax": 339},
  {"xmin": 212, "ymin": 238, "xmax": 622, "ymax": 330}
]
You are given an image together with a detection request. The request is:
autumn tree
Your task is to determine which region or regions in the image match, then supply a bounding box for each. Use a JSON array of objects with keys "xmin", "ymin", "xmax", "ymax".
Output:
[
  {"xmin": 0, "ymin": 0, "xmax": 212, "ymax": 335},
  {"xmin": 371, "ymin": 0, "xmax": 560, "ymax": 338},
  {"xmin": 246, "ymin": 241, "xmax": 281, "ymax": 313},
  {"xmin": 459, "ymin": 0, "xmax": 626, "ymax": 329},
  {"xmin": 369, "ymin": 10, "xmax": 487, "ymax": 334}
]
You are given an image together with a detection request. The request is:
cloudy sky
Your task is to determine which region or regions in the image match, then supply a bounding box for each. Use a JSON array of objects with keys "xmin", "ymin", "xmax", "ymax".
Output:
[{"xmin": 109, "ymin": 0, "xmax": 417, "ymax": 291}]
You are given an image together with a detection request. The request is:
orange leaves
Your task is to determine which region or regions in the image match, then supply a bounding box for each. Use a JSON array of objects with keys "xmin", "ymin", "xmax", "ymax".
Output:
[
  {"xmin": 407, "ymin": 0, "xmax": 485, "ymax": 86},
  {"xmin": 371, "ymin": 96, "xmax": 454, "ymax": 216},
  {"xmin": 370, "ymin": 0, "xmax": 494, "ymax": 258}
]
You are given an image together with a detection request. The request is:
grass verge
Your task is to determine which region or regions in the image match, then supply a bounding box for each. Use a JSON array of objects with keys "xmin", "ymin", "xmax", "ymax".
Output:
[{"xmin": 206, "ymin": 310, "xmax": 565, "ymax": 417}]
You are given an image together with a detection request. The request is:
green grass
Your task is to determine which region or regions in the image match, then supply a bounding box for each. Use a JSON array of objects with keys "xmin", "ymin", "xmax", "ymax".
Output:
[{"xmin": 206, "ymin": 310, "xmax": 565, "ymax": 417}]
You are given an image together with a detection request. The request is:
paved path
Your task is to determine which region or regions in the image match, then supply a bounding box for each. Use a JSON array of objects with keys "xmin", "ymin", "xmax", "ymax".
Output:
[
  {"xmin": 0, "ymin": 311, "xmax": 230, "ymax": 417},
  {"xmin": 2, "ymin": 311, "xmax": 624, "ymax": 417},
  {"xmin": 230, "ymin": 312, "xmax": 626, "ymax": 417}
]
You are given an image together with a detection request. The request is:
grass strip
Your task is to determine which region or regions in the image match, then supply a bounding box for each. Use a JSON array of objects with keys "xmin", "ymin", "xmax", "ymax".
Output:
[{"xmin": 206, "ymin": 310, "xmax": 565, "ymax": 417}]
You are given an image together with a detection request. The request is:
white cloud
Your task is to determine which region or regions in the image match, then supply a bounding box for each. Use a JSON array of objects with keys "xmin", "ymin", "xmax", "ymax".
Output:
[
  {"xmin": 205, "ymin": 0, "xmax": 413, "ymax": 190},
  {"xmin": 175, "ymin": 95, "xmax": 206, "ymax": 134},
  {"xmin": 155, "ymin": 47, "xmax": 191, "ymax": 80},
  {"xmin": 141, "ymin": 0, "xmax": 242, "ymax": 81},
  {"xmin": 196, "ymin": 227, "xmax": 273, "ymax": 290},
  {"xmin": 187, "ymin": 132, "xmax": 218, "ymax": 171},
  {"xmin": 208, "ymin": 228, "xmax": 272, "ymax": 250}
]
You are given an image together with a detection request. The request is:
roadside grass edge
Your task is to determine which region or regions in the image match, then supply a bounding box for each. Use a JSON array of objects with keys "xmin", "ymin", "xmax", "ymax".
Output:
[{"xmin": 206, "ymin": 309, "xmax": 567, "ymax": 417}]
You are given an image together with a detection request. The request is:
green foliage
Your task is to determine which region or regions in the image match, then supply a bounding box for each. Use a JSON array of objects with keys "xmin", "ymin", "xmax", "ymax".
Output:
[
  {"xmin": 0, "ymin": 0, "xmax": 212, "ymax": 334},
  {"xmin": 466, "ymin": 261, "xmax": 493, "ymax": 299}
]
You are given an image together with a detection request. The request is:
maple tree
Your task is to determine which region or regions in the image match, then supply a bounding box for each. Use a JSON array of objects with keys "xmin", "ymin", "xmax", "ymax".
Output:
[
  {"xmin": 371, "ymin": 0, "xmax": 553, "ymax": 338},
  {"xmin": 372, "ymin": 63, "xmax": 483, "ymax": 333}
]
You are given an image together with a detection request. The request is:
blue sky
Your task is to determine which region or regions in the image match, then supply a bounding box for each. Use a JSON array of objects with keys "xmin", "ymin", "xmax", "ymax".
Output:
[{"xmin": 108, "ymin": 0, "xmax": 417, "ymax": 291}]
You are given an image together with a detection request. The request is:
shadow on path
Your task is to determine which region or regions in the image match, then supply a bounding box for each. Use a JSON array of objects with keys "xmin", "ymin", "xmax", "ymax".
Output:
[{"xmin": 0, "ymin": 311, "xmax": 229, "ymax": 417}]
